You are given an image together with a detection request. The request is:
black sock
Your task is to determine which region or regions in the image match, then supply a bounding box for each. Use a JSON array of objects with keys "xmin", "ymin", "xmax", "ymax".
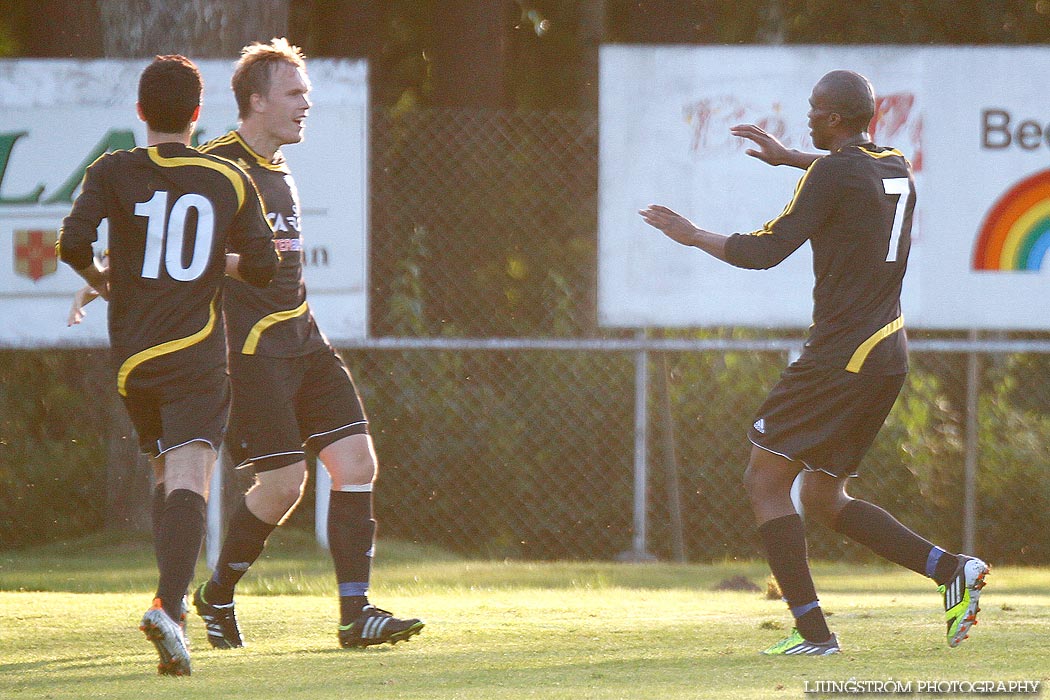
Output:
[
  {"xmin": 931, "ymin": 547, "xmax": 962, "ymax": 586},
  {"xmin": 327, "ymin": 489, "xmax": 376, "ymax": 625},
  {"xmin": 204, "ymin": 496, "xmax": 276, "ymax": 604},
  {"xmin": 832, "ymin": 500, "xmax": 958, "ymax": 584},
  {"xmin": 758, "ymin": 514, "xmax": 831, "ymax": 643},
  {"xmin": 343, "ymin": 595, "xmax": 370, "ymax": 622},
  {"xmin": 154, "ymin": 489, "xmax": 207, "ymax": 622}
]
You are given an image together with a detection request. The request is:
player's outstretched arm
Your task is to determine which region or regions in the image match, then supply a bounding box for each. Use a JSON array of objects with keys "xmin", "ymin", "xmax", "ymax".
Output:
[
  {"xmin": 68, "ymin": 284, "xmax": 101, "ymax": 326},
  {"xmin": 730, "ymin": 124, "xmax": 820, "ymax": 170},
  {"xmin": 638, "ymin": 204, "xmax": 729, "ymax": 262}
]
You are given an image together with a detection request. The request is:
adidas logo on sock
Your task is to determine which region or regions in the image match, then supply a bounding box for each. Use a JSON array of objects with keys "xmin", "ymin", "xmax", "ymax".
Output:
[
  {"xmin": 753, "ymin": 418, "xmax": 766, "ymax": 434},
  {"xmin": 228, "ymin": 562, "xmax": 251, "ymax": 571}
]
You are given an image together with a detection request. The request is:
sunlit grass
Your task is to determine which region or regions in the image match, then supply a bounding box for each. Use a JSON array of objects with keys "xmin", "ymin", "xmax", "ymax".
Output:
[{"xmin": 2, "ymin": 531, "xmax": 1048, "ymax": 699}]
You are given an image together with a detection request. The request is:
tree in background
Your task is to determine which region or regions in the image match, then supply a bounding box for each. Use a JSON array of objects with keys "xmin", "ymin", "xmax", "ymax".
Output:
[{"xmin": 10, "ymin": 1, "xmax": 1050, "ymax": 108}]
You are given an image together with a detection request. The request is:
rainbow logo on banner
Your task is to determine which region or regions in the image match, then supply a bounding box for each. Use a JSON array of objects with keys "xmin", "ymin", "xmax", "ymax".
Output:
[{"xmin": 973, "ymin": 170, "xmax": 1050, "ymax": 271}]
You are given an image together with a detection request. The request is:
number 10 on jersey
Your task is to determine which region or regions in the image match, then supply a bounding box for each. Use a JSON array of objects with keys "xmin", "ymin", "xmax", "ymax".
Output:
[{"xmin": 135, "ymin": 190, "xmax": 216, "ymax": 282}]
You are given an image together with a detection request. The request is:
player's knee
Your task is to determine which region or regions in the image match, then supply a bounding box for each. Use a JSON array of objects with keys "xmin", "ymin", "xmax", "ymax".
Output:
[
  {"xmin": 255, "ymin": 465, "xmax": 308, "ymax": 512},
  {"xmin": 276, "ymin": 478, "xmax": 308, "ymax": 512},
  {"xmin": 798, "ymin": 488, "xmax": 847, "ymax": 527},
  {"xmin": 798, "ymin": 474, "xmax": 850, "ymax": 526},
  {"xmin": 798, "ymin": 491, "xmax": 834, "ymax": 526},
  {"xmin": 322, "ymin": 436, "xmax": 377, "ymax": 488},
  {"xmin": 342, "ymin": 458, "xmax": 376, "ymax": 487}
]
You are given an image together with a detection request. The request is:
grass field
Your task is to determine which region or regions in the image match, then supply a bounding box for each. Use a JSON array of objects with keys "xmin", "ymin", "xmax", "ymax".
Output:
[{"xmin": 2, "ymin": 530, "xmax": 1048, "ymax": 699}]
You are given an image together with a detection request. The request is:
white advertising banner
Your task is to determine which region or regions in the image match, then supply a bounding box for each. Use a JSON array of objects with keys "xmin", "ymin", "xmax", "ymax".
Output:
[
  {"xmin": 599, "ymin": 46, "xmax": 1049, "ymax": 330},
  {"xmin": 0, "ymin": 58, "xmax": 368, "ymax": 347}
]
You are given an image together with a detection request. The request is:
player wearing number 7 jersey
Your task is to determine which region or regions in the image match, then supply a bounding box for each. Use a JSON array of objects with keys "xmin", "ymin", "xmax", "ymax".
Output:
[
  {"xmin": 59, "ymin": 55, "xmax": 278, "ymax": 676},
  {"xmin": 640, "ymin": 70, "xmax": 988, "ymax": 655}
]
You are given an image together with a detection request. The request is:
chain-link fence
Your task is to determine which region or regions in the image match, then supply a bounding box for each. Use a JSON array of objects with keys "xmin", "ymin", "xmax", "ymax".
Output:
[
  {"xmin": 2, "ymin": 109, "xmax": 1049, "ymax": 565},
  {"xmin": 370, "ymin": 109, "xmax": 599, "ymax": 338},
  {"xmin": 320, "ymin": 336, "xmax": 1046, "ymax": 566}
]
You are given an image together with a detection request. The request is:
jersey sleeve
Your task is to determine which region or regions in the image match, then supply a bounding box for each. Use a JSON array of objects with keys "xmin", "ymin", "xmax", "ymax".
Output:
[
  {"xmin": 723, "ymin": 157, "xmax": 838, "ymax": 270},
  {"xmin": 58, "ymin": 156, "xmax": 108, "ymax": 271},
  {"xmin": 229, "ymin": 175, "xmax": 279, "ymax": 287}
]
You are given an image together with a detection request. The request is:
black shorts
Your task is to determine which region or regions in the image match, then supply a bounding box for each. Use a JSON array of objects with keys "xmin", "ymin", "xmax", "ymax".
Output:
[
  {"xmin": 121, "ymin": 371, "xmax": 230, "ymax": 458},
  {"xmin": 747, "ymin": 362, "xmax": 905, "ymax": 477},
  {"xmin": 226, "ymin": 345, "xmax": 369, "ymax": 471}
]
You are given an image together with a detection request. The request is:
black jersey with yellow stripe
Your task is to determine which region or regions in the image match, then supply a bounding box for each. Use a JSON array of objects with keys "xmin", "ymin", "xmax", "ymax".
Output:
[
  {"xmin": 58, "ymin": 142, "xmax": 277, "ymax": 394},
  {"xmin": 200, "ymin": 131, "xmax": 326, "ymax": 358},
  {"xmin": 723, "ymin": 143, "xmax": 915, "ymax": 375}
]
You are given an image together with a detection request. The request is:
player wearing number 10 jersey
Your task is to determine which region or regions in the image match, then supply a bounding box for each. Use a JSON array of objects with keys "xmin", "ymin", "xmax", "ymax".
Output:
[
  {"xmin": 60, "ymin": 138, "xmax": 278, "ymax": 394},
  {"xmin": 59, "ymin": 55, "xmax": 277, "ymax": 676},
  {"xmin": 641, "ymin": 70, "xmax": 988, "ymax": 655}
]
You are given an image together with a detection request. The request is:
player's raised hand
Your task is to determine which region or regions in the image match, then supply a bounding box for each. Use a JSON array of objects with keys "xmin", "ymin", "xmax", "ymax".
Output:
[
  {"xmin": 638, "ymin": 204, "xmax": 701, "ymax": 247},
  {"xmin": 730, "ymin": 123, "xmax": 792, "ymax": 165},
  {"xmin": 731, "ymin": 124, "xmax": 821, "ymax": 170}
]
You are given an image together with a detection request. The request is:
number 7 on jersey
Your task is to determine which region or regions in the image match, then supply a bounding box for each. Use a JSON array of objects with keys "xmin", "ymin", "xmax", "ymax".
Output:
[{"xmin": 882, "ymin": 177, "xmax": 911, "ymax": 263}]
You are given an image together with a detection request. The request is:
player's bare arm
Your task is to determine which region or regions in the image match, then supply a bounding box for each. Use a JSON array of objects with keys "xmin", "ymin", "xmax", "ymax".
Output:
[
  {"xmin": 638, "ymin": 204, "xmax": 729, "ymax": 262},
  {"xmin": 68, "ymin": 283, "xmax": 101, "ymax": 326},
  {"xmin": 730, "ymin": 123, "xmax": 820, "ymax": 170},
  {"xmin": 67, "ymin": 257, "xmax": 108, "ymax": 326},
  {"xmin": 73, "ymin": 260, "xmax": 109, "ymax": 301},
  {"xmin": 225, "ymin": 253, "xmax": 245, "ymax": 282}
]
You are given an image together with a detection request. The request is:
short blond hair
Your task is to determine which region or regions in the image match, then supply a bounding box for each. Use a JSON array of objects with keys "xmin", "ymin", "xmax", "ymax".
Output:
[{"xmin": 231, "ymin": 37, "xmax": 307, "ymax": 120}]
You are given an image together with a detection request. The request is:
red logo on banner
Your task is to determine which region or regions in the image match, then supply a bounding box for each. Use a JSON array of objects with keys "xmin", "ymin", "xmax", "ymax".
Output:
[
  {"xmin": 14, "ymin": 229, "xmax": 58, "ymax": 281},
  {"xmin": 685, "ymin": 91, "xmax": 922, "ymax": 172},
  {"xmin": 871, "ymin": 93, "xmax": 923, "ymax": 172}
]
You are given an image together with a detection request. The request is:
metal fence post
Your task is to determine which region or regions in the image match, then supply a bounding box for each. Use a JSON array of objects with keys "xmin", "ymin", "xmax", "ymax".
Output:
[
  {"xmin": 620, "ymin": 329, "xmax": 656, "ymax": 562},
  {"xmin": 964, "ymin": 330, "xmax": 979, "ymax": 554},
  {"xmin": 656, "ymin": 351, "xmax": 686, "ymax": 562},
  {"xmin": 316, "ymin": 457, "xmax": 332, "ymax": 549},
  {"xmin": 206, "ymin": 449, "xmax": 224, "ymax": 571}
]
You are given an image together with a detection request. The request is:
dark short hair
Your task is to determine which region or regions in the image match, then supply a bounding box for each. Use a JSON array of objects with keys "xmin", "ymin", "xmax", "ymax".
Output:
[
  {"xmin": 138, "ymin": 55, "xmax": 202, "ymax": 133},
  {"xmin": 817, "ymin": 70, "xmax": 875, "ymax": 131}
]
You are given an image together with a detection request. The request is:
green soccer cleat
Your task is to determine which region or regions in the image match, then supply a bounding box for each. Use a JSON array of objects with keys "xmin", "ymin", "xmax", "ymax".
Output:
[
  {"xmin": 940, "ymin": 555, "xmax": 989, "ymax": 648},
  {"xmin": 761, "ymin": 628, "xmax": 840, "ymax": 656},
  {"xmin": 338, "ymin": 605, "xmax": 424, "ymax": 648},
  {"xmin": 140, "ymin": 598, "xmax": 192, "ymax": 676}
]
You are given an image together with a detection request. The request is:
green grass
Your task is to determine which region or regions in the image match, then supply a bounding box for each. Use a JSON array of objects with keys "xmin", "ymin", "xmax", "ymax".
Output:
[{"xmin": 2, "ymin": 530, "xmax": 1048, "ymax": 699}]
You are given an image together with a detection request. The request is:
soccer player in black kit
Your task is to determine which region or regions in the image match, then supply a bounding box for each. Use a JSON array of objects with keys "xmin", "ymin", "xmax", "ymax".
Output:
[
  {"xmin": 59, "ymin": 55, "xmax": 278, "ymax": 675},
  {"xmin": 640, "ymin": 70, "xmax": 988, "ymax": 655},
  {"xmin": 190, "ymin": 38, "xmax": 422, "ymax": 649}
]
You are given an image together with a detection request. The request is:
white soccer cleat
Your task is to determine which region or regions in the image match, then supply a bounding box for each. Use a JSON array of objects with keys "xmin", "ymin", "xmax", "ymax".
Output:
[{"xmin": 140, "ymin": 598, "xmax": 192, "ymax": 676}]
